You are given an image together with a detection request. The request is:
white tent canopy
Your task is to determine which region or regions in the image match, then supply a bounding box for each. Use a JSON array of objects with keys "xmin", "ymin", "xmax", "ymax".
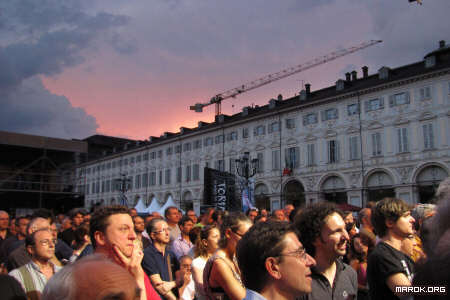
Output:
[
  {"xmin": 158, "ymin": 195, "xmax": 178, "ymax": 215},
  {"xmin": 134, "ymin": 197, "xmax": 147, "ymax": 214},
  {"xmin": 145, "ymin": 196, "xmax": 161, "ymax": 214}
]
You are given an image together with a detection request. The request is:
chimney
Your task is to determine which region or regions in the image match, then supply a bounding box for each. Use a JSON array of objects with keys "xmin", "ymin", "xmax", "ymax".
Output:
[
  {"xmin": 345, "ymin": 72, "xmax": 351, "ymax": 81},
  {"xmin": 277, "ymin": 94, "xmax": 283, "ymax": 101},
  {"xmin": 439, "ymin": 40, "xmax": 446, "ymax": 49},
  {"xmin": 305, "ymin": 83, "xmax": 311, "ymax": 95},
  {"xmin": 269, "ymin": 98, "xmax": 277, "ymax": 109},
  {"xmin": 362, "ymin": 66, "xmax": 368, "ymax": 78},
  {"xmin": 351, "ymin": 70, "xmax": 357, "ymax": 81}
]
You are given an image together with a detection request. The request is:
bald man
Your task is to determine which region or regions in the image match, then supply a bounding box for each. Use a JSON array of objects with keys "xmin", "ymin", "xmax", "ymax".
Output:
[{"xmin": 43, "ymin": 254, "xmax": 142, "ymax": 300}]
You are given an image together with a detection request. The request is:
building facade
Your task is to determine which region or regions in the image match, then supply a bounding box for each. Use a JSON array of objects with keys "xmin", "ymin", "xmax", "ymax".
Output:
[{"xmin": 76, "ymin": 41, "xmax": 450, "ymax": 211}]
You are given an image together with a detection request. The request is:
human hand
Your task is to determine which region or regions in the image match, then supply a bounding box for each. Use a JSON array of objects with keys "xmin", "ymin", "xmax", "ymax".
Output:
[{"xmin": 113, "ymin": 243, "xmax": 145, "ymax": 281}]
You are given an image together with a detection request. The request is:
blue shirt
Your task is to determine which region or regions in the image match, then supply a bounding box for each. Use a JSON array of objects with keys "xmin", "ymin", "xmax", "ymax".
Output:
[
  {"xmin": 142, "ymin": 242, "xmax": 179, "ymax": 282},
  {"xmin": 243, "ymin": 289, "xmax": 267, "ymax": 300}
]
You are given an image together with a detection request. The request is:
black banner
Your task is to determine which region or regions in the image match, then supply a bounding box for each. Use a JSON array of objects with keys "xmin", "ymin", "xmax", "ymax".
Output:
[{"xmin": 203, "ymin": 167, "xmax": 239, "ymax": 211}]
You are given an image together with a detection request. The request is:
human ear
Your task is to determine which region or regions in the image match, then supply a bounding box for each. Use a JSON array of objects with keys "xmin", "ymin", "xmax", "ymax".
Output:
[
  {"xmin": 94, "ymin": 231, "xmax": 107, "ymax": 247},
  {"xmin": 265, "ymin": 257, "xmax": 281, "ymax": 279}
]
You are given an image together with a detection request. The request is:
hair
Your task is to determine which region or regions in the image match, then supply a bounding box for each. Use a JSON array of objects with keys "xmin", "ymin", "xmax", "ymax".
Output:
[
  {"xmin": 15, "ymin": 216, "xmax": 30, "ymax": 226},
  {"xmin": 218, "ymin": 212, "xmax": 250, "ymax": 248},
  {"xmin": 42, "ymin": 254, "xmax": 110, "ymax": 300},
  {"xmin": 32, "ymin": 208, "xmax": 55, "ymax": 224},
  {"xmin": 237, "ymin": 221, "xmax": 295, "ymax": 292},
  {"xmin": 194, "ymin": 225, "xmax": 218, "ymax": 257},
  {"xmin": 145, "ymin": 217, "xmax": 166, "ymax": 241},
  {"xmin": 212, "ymin": 210, "xmax": 227, "ymax": 224},
  {"xmin": 0, "ymin": 274, "xmax": 27, "ymax": 300},
  {"xmin": 89, "ymin": 205, "xmax": 130, "ymax": 249},
  {"xmin": 411, "ymin": 204, "xmax": 436, "ymax": 231},
  {"xmin": 245, "ymin": 208, "xmax": 258, "ymax": 216},
  {"xmin": 357, "ymin": 208, "xmax": 371, "ymax": 227},
  {"xmin": 178, "ymin": 215, "xmax": 193, "ymax": 227},
  {"xmin": 73, "ymin": 225, "xmax": 90, "ymax": 250},
  {"xmin": 179, "ymin": 255, "xmax": 192, "ymax": 264},
  {"xmin": 189, "ymin": 226, "xmax": 201, "ymax": 245},
  {"xmin": 26, "ymin": 217, "xmax": 49, "ymax": 235},
  {"xmin": 289, "ymin": 207, "xmax": 303, "ymax": 223},
  {"xmin": 25, "ymin": 228, "xmax": 51, "ymax": 248},
  {"xmin": 371, "ymin": 197, "xmax": 411, "ymax": 238},
  {"xmin": 293, "ymin": 201, "xmax": 343, "ymax": 257},
  {"xmin": 164, "ymin": 206, "xmax": 178, "ymax": 218}
]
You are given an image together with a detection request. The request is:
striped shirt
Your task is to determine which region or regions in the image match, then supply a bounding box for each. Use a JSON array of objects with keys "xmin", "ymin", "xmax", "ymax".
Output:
[{"xmin": 9, "ymin": 260, "xmax": 62, "ymax": 295}]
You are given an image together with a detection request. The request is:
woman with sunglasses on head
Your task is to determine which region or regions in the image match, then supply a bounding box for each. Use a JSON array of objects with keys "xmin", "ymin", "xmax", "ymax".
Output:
[
  {"xmin": 203, "ymin": 212, "xmax": 252, "ymax": 300},
  {"xmin": 191, "ymin": 225, "xmax": 221, "ymax": 300}
]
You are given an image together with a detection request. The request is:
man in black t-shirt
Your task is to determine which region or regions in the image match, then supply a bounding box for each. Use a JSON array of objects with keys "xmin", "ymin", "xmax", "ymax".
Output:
[{"xmin": 367, "ymin": 197, "xmax": 415, "ymax": 300}]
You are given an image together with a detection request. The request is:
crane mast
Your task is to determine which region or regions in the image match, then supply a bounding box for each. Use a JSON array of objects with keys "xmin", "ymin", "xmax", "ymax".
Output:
[{"xmin": 190, "ymin": 40, "xmax": 382, "ymax": 115}]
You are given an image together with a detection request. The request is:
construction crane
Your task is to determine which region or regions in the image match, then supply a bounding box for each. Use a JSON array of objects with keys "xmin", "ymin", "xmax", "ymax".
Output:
[{"xmin": 190, "ymin": 40, "xmax": 382, "ymax": 115}]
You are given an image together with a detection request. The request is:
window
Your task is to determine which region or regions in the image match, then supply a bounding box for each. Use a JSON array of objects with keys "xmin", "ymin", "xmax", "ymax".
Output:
[
  {"xmin": 101, "ymin": 181, "xmax": 105, "ymax": 193},
  {"xmin": 256, "ymin": 153, "xmax": 264, "ymax": 173},
  {"xmin": 166, "ymin": 147, "xmax": 172, "ymax": 156},
  {"xmin": 423, "ymin": 123, "xmax": 434, "ymax": 149},
  {"xmin": 176, "ymin": 167, "xmax": 182, "ymax": 183},
  {"xmin": 347, "ymin": 104, "xmax": 359, "ymax": 115},
  {"xmin": 106, "ymin": 180, "xmax": 111, "ymax": 192},
  {"xmin": 389, "ymin": 92, "xmax": 410, "ymax": 107},
  {"xmin": 242, "ymin": 128, "xmax": 249, "ymax": 139},
  {"xmin": 106, "ymin": 163, "xmax": 111, "ymax": 169},
  {"xmin": 322, "ymin": 108, "xmax": 338, "ymax": 121},
  {"xmin": 124, "ymin": 159, "xmax": 128, "ymax": 166},
  {"xmin": 150, "ymin": 172, "xmax": 156, "ymax": 186},
  {"xmin": 419, "ymin": 86, "xmax": 431, "ymax": 100},
  {"xmin": 135, "ymin": 175, "xmax": 141, "ymax": 189},
  {"xmin": 215, "ymin": 160, "xmax": 225, "ymax": 172},
  {"xmin": 226, "ymin": 131, "xmax": 238, "ymax": 141},
  {"xmin": 165, "ymin": 169, "xmax": 171, "ymax": 184},
  {"xmin": 397, "ymin": 128, "xmax": 409, "ymax": 153},
  {"xmin": 307, "ymin": 144, "xmax": 315, "ymax": 166},
  {"xmin": 205, "ymin": 161, "xmax": 210, "ymax": 168},
  {"xmin": 215, "ymin": 135, "xmax": 224, "ymax": 144},
  {"xmin": 159, "ymin": 170, "xmax": 163, "ymax": 185},
  {"xmin": 365, "ymin": 98, "xmax": 384, "ymax": 112},
  {"xmin": 327, "ymin": 140, "xmax": 339, "ymax": 163},
  {"xmin": 285, "ymin": 118, "xmax": 295, "ymax": 129},
  {"xmin": 193, "ymin": 164, "xmax": 200, "ymax": 181},
  {"xmin": 194, "ymin": 140, "xmax": 202, "ymax": 149},
  {"xmin": 175, "ymin": 145, "xmax": 181, "ymax": 154},
  {"xmin": 204, "ymin": 137, "xmax": 213, "ymax": 147},
  {"xmin": 142, "ymin": 173, "xmax": 148, "ymax": 187},
  {"xmin": 186, "ymin": 165, "xmax": 191, "ymax": 182},
  {"xmin": 254, "ymin": 125, "xmax": 266, "ymax": 136},
  {"xmin": 285, "ymin": 147, "xmax": 299, "ymax": 169},
  {"xmin": 349, "ymin": 136, "xmax": 360, "ymax": 160},
  {"xmin": 268, "ymin": 122, "xmax": 280, "ymax": 133},
  {"xmin": 371, "ymin": 132, "xmax": 382, "ymax": 156},
  {"xmin": 150, "ymin": 152, "xmax": 156, "ymax": 160},
  {"xmin": 229, "ymin": 158, "xmax": 236, "ymax": 174},
  {"xmin": 303, "ymin": 113, "xmax": 318, "ymax": 125},
  {"xmin": 143, "ymin": 153, "xmax": 149, "ymax": 161},
  {"xmin": 272, "ymin": 149, "xmax": 280, "ymax": 170},
  {"xmin": 183, "ymin": 143, "xmax": 191, "ymax": 152},
  {"xmin": 112, "ymin": 161, "xmax": 116, "ymax": 168},
  {"xmin": 158, "ymin": 150, "xmax": 162, "ymax": 158},
  {"xmin": 136, "ymin": 155, "xmax": 141, "ymax": 163},
  {"xmin": 130, "ymin": 157, "xmax": 135, "ymax": 164}
]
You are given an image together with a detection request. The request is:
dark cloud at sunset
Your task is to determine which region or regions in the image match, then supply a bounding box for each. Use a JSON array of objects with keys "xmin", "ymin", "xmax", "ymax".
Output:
[{"xmin": 1, "ymin": 0, "xmax": 450, "ymax": 140}]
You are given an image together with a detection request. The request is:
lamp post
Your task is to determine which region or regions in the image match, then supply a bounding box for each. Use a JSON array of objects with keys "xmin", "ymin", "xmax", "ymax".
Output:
[
  {"xmin": 235, "ymin": 152, "xmax": 259, "ymax": 209},
  {"xmin": 113, "ymin": 173, "xmax": 132, "ymax": 207}
]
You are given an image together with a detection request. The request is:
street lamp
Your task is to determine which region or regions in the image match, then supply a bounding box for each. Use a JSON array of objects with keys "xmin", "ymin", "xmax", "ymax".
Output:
[
  {"xmin": 235, "ymin": 152, "xmax": 259, "ymax": 208},
  {"xmin": 113, "ymin": 173, "xmax": 132, "ymax": 207}
]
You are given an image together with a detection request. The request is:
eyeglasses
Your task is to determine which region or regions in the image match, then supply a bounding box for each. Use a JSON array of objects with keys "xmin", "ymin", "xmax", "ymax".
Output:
[
  {"xmin": 153, "ymin": 228, "xmax": 170, "ymax": 234},
  {"xmin": 39, "ymin": 239, "xmax": 57, "ymax": 246},
  {"xmin": 277, "ymin": 246, "xmax": 308, "ymax": 261}
]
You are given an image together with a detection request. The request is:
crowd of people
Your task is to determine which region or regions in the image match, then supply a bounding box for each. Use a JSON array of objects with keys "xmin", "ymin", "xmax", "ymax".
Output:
[{"xmin": 0, "ymin": 177, "xmax": 449, "ymax": 300}]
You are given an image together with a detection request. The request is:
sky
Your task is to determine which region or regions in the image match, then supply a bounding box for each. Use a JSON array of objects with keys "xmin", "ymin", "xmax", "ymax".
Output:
[{"xmin": 1, "ymin": 0, "xmax": 449, "ymax": 140}]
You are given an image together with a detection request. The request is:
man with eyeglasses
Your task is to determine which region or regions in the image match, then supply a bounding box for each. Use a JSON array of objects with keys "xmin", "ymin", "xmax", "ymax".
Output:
[
  {"xmin": 294, "ymin": 202, "xmax": 357, "ymax": 300},
  {"xmin": 10, "ymin": 228, "xmax": 61, "ymax": 299},
  {"xmin": 143, "ymin": 217, "xmax": 182, "ymax": 300},
  {"xmin": 237, "ymin": 221, "xmax": 316, "ymax": 300}
]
